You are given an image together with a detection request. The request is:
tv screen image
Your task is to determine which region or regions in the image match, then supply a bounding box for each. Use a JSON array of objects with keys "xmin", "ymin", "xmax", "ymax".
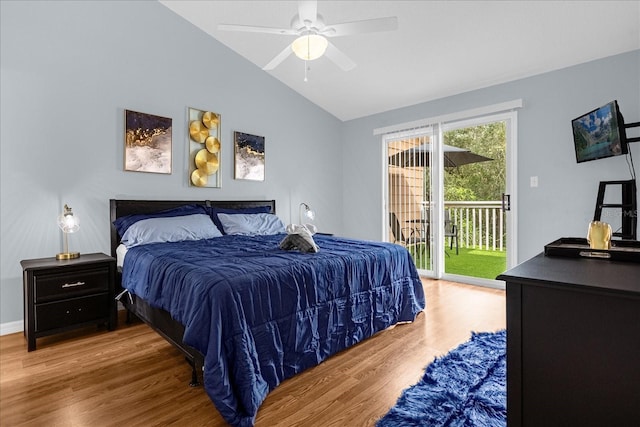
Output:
[{"xmin": 572, "ymin": 100, "xmax": 628, "ymax": 163}]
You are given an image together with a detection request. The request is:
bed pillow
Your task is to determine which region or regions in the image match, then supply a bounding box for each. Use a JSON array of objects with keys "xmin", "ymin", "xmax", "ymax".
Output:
[
  {"xmin": 217, "ymin": 213, "xmax": 285, "ymax": 236},
  {"xmin": 114, "ymin": 204, "xmax": 208, "ymax": 237},
  {"xmin": 120, "ymin": 213, "xmax": 222, "ymax": 248},
  {"xmin": 209, "ymin": 205, "xmax": 272, "ymax": 234}
]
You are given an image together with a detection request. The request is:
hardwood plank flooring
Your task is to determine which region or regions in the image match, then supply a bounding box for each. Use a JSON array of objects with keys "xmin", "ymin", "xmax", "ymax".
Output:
[{"xmin": 0, "ymin": 279, "xmax": 505, "ymax": 426}]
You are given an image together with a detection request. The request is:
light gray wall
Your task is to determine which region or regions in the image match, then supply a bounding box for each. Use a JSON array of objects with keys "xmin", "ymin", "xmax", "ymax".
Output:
[
  {"xmin": 341, "ymin": 50, "xmax": 640, "ymax": 263},
  {"xmin": 2, "ymin": 1, "xmax": 638, "ymax": 327},
  {"xmin": 0, "ymin": 1, "xmax": 343, "ymax": 324}
]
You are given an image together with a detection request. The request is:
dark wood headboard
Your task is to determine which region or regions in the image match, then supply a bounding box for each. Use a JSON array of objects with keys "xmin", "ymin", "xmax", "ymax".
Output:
[{"xmin": 109, "ymin": 199, "xmax": 277, "ymax": 258}]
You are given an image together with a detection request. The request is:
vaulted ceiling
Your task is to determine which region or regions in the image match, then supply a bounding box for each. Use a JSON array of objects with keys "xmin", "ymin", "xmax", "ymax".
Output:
[{"xmin": 160, "ymin": 1, "xmax": 640, "ymax": 121}]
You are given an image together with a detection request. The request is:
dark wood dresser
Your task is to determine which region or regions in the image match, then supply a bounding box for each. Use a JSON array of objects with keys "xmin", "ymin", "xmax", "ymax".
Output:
[
  {"xmin": 21, "ymin": 253, "xmax": 117, "ymax": 351},
  {"xmin": 498, "ymin": 253, "xmax": 640, "ymax": 427}
]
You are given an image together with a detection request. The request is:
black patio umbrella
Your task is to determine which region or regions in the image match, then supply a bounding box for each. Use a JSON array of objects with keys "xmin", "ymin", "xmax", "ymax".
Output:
[{"xmin": 389, "ymin": 143, "xmax": 493, "ymax": 168}]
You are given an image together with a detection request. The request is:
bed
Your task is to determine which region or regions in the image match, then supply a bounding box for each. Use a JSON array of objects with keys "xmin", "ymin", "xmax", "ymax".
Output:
[{"xmin": 110, "ymin": 199, "xmax": 425, "ymax": 427}]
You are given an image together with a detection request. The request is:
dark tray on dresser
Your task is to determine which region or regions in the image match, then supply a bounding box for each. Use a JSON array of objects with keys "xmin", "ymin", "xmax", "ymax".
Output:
[{"xmin": 544, "ymin": 237, "xmax": 640, "ymax": 262}]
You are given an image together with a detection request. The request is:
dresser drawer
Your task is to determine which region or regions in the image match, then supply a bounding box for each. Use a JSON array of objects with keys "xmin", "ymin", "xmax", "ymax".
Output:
[
  {"xmin": 35, "ymin": 294, "xmax": 110, "ymax": 331},
  {"xmin": 34, "ymin": 266, "xmax": 110, "ymax": 303}
]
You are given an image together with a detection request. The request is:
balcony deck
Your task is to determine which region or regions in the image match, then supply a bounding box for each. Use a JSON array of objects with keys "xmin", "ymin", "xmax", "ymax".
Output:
[{"xmin": 408, "ymin": 245, "xmax": 507, "ymax": 280}]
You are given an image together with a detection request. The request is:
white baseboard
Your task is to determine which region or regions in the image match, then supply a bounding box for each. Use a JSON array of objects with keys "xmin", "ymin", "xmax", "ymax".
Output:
[{"xmin": 1, "ymin": 320, "xmax": 23, "ymax": 336}]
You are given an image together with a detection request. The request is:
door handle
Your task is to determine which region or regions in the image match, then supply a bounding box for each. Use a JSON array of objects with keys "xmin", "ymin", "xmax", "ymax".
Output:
[{"xmin": 501, "ymin": 193, "xmax": 511, "ymax": 211}]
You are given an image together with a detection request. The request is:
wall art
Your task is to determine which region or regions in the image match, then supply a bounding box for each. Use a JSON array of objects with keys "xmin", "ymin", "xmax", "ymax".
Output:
[
  {"xmin": 124, "ymin": 109, "xmax": 172, "ymax": 174},
  {"xmin": 188, "ymin": 107, "xmax": 221, "ymax": 188},
  {"xmin": 234, "ymin": 131, "xmax": 265, "ymax": 181}
]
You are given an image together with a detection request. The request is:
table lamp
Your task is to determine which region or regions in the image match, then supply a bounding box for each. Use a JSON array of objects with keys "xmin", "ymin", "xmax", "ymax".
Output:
[
  {"xmin": 299, "ymin": 202, "xmax": 315, "ymax": 224},
  {"xmin": 56, "ymin": 204, "xmax": 80, "ymax": 260}
]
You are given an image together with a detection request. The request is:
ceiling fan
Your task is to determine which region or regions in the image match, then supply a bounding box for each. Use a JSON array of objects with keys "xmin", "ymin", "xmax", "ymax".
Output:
[{"xmin": 218, "ymin": 0, "xmax": 398, "ymax": 73}]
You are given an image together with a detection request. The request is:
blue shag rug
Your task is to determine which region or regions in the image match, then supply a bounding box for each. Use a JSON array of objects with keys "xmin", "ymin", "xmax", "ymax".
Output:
[{"xmin": 377, "ymin": 330, "xmax": 506, "ymax": 427}]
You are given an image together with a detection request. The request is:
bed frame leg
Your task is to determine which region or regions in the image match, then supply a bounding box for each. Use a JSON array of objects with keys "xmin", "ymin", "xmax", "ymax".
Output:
[{"xmin": 187, "ymin": 357, "xmax": 200, "ymax": 387}]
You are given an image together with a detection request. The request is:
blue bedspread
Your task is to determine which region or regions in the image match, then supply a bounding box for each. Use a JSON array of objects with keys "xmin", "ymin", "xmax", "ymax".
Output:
[{"xmin": 121, "ymin": 234, "xmax": 425, "ymax": 426}]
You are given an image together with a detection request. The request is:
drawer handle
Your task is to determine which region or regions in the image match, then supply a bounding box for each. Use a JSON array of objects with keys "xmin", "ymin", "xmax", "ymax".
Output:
[{"xmin": 61, "ymin": 281, "xmax": 86, "ymax": 288}]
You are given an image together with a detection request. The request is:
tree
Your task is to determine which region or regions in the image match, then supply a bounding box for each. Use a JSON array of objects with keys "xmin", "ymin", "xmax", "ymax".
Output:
[{"xmin": 443, "ymin": 122, "xmax": 506, "ymax": 201}]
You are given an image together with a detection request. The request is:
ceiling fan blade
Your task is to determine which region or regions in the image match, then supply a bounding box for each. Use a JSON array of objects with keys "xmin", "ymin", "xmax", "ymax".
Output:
[
  {"xmin": 263, "ymin": 44, "xmax": 294, "ymax": 70},
  {"xmin": 322, "ymin": 16, "xmax": 398, "ymax": 37},
  {"xmin": 324, "ymin": 41, "xmax": 356, "ymax": 71},
  {"xmin": 218, "ymin": 24, "xmax": 297, "ymax": 36},
  {"xmin": 298, "ymin": 0, "xmax": 318, "ymax": 26}
]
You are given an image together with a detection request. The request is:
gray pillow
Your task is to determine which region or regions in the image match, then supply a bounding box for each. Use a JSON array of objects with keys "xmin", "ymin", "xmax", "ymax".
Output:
[
  {"xmin": 121, "ymin": 214, "xmax": 222, "ymax": 248},
  {"xmin": 217, "ymin": 213, "xmax": 286, "ymax": 236}
]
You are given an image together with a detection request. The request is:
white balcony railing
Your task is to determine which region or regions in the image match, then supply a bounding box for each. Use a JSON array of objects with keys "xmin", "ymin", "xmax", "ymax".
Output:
[
  {"xmin": 416, "ymin": 201, "xmax": 505, "ymax": 251},
  {"xmin": 446, "ymin": 201, "xmax": 505, "ymax": 251}
]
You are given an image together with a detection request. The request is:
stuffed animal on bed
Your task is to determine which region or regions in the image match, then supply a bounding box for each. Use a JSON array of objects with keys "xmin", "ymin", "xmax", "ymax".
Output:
[{"xmin": 279, "ymin": 224, "xmax": 319, "ymax": 253}]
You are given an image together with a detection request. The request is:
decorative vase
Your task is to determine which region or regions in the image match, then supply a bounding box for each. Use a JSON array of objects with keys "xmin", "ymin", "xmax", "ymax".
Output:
[{"xmin": 587, "ymin": 221, "xmax": 612, "ymax": 250}]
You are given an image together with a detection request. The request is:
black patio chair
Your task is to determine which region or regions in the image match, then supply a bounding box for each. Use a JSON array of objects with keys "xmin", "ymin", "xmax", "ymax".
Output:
[
  {"xmin": 389, "ymin": 212, "xmax": 429, "ymax": 250},
  {"xmin": 444, "ymin": 210, "xmax": 459, "ymax": 255}
]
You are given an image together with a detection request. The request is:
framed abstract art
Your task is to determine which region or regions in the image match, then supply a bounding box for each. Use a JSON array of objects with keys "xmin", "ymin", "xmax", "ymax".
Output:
[
  {"xmin": 124, "ymin": 109, "xmax": 172, "ymax": 174},
  {"xmin": 234, "ymin": 131, "xmax": 265, "ymax": 181}
]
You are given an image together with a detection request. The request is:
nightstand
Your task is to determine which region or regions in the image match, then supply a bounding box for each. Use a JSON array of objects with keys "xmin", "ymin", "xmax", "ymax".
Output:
[{"xmin": 21, "ymin": 253, "xmax": 117, "ymax": 351}]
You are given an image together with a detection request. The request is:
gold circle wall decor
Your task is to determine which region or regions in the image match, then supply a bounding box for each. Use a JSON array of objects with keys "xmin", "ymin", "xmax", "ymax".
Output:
[
  {"xmin": 202, "ymin": 112, "xmax": 219, "ymax": 129},
  {"xmin": 189, "ymin": 121, "xmax": 209, "ymax": 143},
  {"xmin": 190, "ymin": 169, "xmax": 208, "ymax": 187},
  {"xmin": 206, "ymin": 136, "xmax": 221, "ymax": 153},
  {"xmin": 188, "ymin": 107, "xmax": 221, "ymax": 188},
  {"xmin": 195, "ymin": 149, "xmax": 219, "ymax": 175}
]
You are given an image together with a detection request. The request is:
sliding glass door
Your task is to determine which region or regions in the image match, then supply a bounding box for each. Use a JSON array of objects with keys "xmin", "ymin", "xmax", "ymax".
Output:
[
  {"xmin": 440, "ymin": 115, "xmax": 512, "ymax": 284},
  {"xmin": 386, "ymin": 128, "xmax": 434, "ymax": 275},
  {"xmin": 384, "ymin": 109, "xmax": 518, "ymax": 286}
]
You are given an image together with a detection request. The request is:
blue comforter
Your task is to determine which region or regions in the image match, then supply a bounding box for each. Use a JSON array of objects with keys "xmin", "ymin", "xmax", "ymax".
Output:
[{"xmin": 121, "ymin": 234, "xmax": 425, "ymax": 426}]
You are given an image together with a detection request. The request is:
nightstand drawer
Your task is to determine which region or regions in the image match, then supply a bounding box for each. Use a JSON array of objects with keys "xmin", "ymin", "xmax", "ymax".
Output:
[
  {"xmin": 34, "ymin": 266, "xmax": 110, "ymax": 303},
  {"xmin": 22, "ymin": 253, "xmax": 117, "ymax": 351},
  {"xmin": 35, "ymin": 294, "xmax": 110, "ymax": 331}
]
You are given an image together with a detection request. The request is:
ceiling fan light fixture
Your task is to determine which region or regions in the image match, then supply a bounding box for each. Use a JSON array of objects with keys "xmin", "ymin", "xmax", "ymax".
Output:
[{"xmin": 291, "ymin": 34, "xmax": 328, "ymax": 61}]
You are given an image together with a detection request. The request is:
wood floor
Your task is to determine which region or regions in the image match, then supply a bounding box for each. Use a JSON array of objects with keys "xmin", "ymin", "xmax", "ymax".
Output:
[{"xmin": 0, "ymin": 279, "xmax": 505, "ymax": 427}]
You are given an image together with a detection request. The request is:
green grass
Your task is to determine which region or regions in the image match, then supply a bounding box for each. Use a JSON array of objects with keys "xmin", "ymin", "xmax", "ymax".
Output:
[
  {"xmin": 408, "ymin": 246, "xmax": 507, "ymax": 280},
  {"xmin": 445, "ymin": 247, "xmax": 506, "ymax": 279}
]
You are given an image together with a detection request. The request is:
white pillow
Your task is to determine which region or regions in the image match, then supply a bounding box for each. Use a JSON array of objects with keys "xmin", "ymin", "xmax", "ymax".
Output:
[
  {"xmin": 218, "ymin": 213, "xmax": 285, "ymax": 236},
  {"xmin": 121, "ymin": 214, "xmax": 222, "ymax": 248}
]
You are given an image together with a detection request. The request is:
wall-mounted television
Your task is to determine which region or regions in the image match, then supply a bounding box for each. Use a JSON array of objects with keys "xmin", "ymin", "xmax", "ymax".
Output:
[{"xmin": 572, "ymin": 100, "xmax": 628, "ymax": 163}]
